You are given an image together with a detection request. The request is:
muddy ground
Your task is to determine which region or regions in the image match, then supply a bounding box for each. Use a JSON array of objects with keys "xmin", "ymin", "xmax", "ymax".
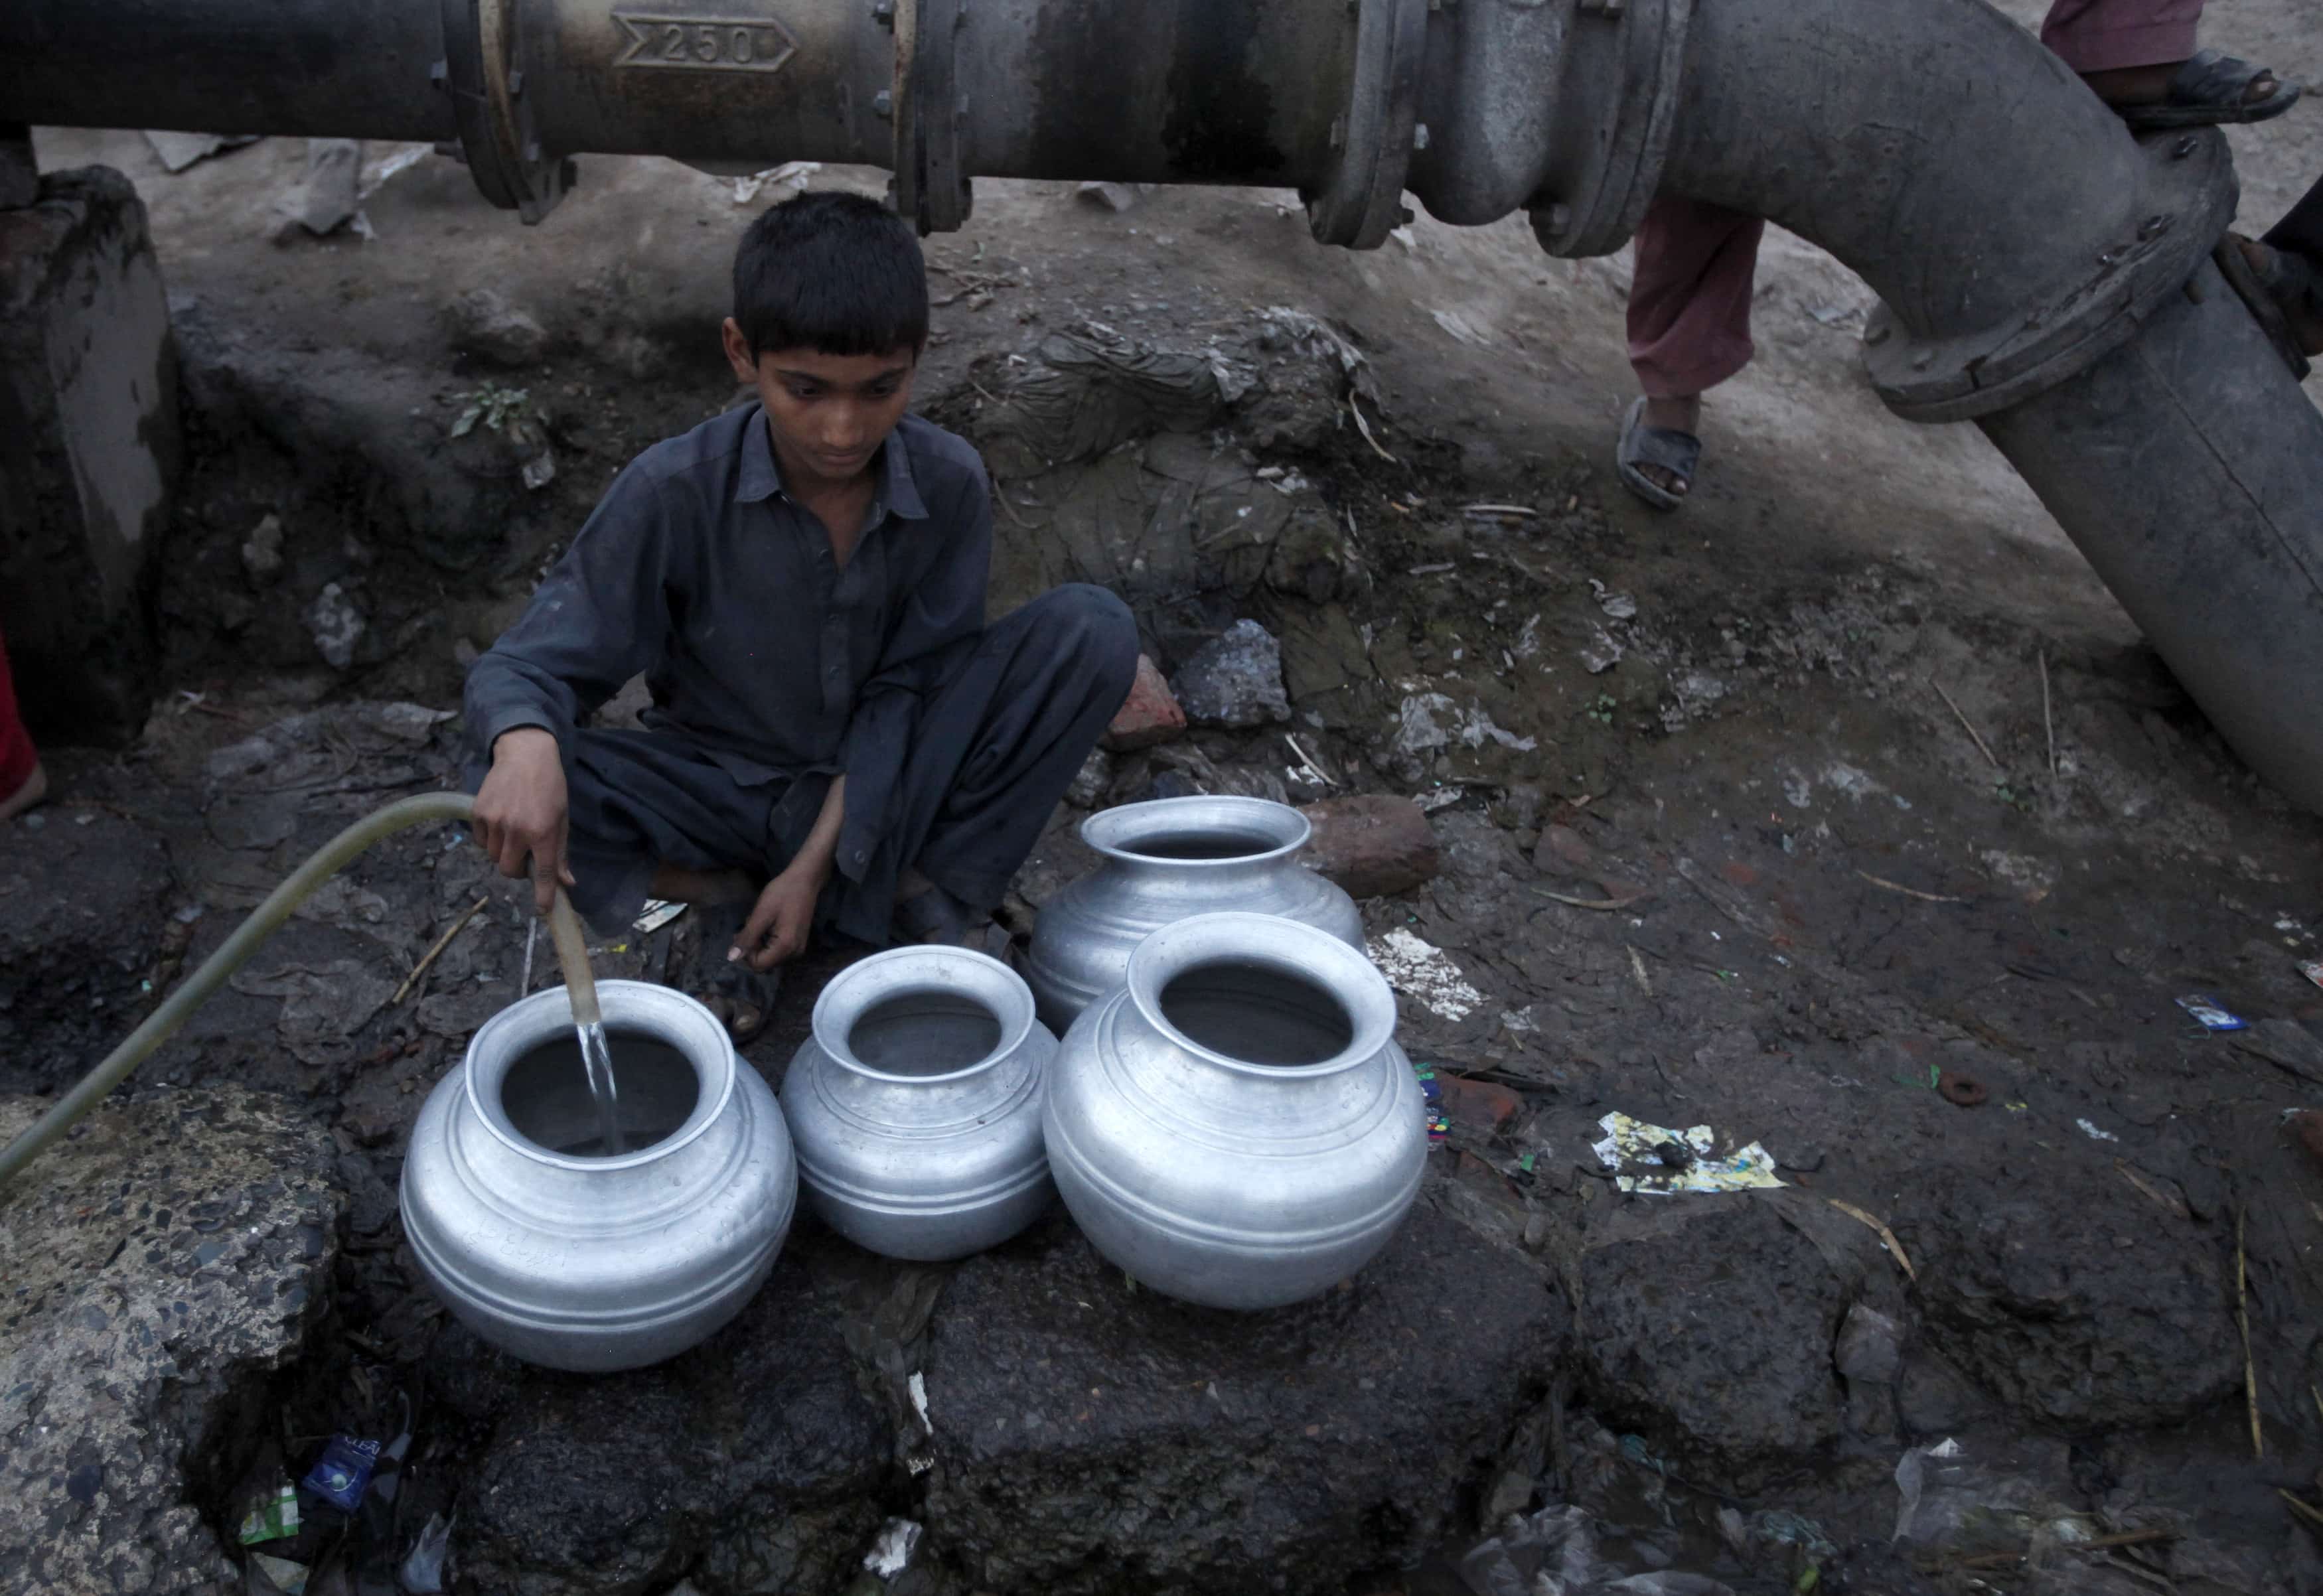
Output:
[{"xmin": 9, "ymin": 3, "xmax": 2323, "ymax": 1589}]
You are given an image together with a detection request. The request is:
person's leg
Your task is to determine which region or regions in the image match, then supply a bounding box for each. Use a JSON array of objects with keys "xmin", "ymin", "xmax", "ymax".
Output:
[
  {"xmin": 1622, "ymin": 196, "xmax": 1765, "ymax": 502},
  {"xmin": 0, "ymin": 624, "xmax": 46, "ymax": 824},
  {"xmin": 829, "ymin": 583, "xmax": 1138, "ymax": 946},
  {"xmin": 2040, "ymin": 0, "xmax": 2200, "ymax": 77}
]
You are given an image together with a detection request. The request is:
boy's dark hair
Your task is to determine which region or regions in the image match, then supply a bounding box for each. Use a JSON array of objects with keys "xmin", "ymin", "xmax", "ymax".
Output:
[{"xmin": 731, "ymin": 190, "xmax": 929, "ymax": 358}]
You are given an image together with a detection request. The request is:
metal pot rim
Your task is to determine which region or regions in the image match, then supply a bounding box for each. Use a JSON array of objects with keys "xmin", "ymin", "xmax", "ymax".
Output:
[
  {"xmin": 1122, "ymin": 910, "xmax": 1395, "ymax": 1080},
  {"xmin": 462, "ymin": 979, "xmax": 738, "ymax": 1171},
  {"xmin": 1079, "ymin": 794, "xmax": 1311, "ymax": 869},
  {"xmin": 809, "ymin": 944, "xmax": 1037, "ymax": 1085}
]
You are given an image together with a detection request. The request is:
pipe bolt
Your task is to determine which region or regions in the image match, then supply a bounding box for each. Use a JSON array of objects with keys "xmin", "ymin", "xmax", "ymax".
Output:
[
  {"xmin": 1412, "ymin": 123, "xmax": 1430, "ymax": 151},
  {"xmin": 1329, "ymin": 116, "xmax": 1347, "ymax": 150},
  {"xmin": 874, "ymin": 89, "xmax": 894, "ymax": 119}
]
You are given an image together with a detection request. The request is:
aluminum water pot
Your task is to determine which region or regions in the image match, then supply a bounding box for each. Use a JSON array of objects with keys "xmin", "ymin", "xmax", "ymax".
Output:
[
  {"xmin": 1022, "ymin": 795, "xmax": 1363, "ymax": 1031},
  {"xmin": 1043, "ymin": 911, "xmax": 1427, "ymax": 1309},
  {"xmin": 400, "ymin": 980, "xmax": 796, "ymax": 1372},
  {"xmin": 781, "ymin": 946, "xmax": 1055, "ymax": 1261}
]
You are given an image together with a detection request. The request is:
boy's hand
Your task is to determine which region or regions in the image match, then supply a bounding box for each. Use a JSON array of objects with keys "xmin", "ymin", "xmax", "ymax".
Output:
[
  {"xmin": 474, "ymin": 727, "xmax": 576, "ymax": 915},
  {"xmin": 734, "ymin": 859, "xmax": 828, "ymax": 971}
]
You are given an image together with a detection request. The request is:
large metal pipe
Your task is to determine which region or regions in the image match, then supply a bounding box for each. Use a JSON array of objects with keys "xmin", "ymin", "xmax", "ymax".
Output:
[
  {"xmin": 1657, "ymin": 0, "xmax": 2323, "ymax": 810},
  {"xmin": 1979, "ymin": 263, "xmax": 2323, "ymax": 804},
  {"xmin": 3, "ymin": 0, "xmax": 2318, "ymax": 804}
]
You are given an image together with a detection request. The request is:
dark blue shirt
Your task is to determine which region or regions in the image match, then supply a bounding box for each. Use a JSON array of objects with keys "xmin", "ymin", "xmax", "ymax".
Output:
[{"xmin": 463, "ymin": 403, "xmax": 994, "ymax": 885}]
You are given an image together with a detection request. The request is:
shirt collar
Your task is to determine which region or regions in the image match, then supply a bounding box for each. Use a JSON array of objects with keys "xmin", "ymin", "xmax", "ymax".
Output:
[{"xmin": 735, "ymin": 405, "xmax": 929, "ymax": 522}]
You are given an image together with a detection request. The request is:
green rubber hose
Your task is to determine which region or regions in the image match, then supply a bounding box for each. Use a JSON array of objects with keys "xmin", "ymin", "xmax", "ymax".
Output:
[{"xmin": 0, "ymin": 790, "xmax": 478, "ymax": 1191}]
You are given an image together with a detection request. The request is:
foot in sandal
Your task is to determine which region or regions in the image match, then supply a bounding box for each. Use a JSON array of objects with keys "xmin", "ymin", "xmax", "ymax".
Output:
[
  {"xmin": 0, "ymin": 760, "xmax": 46, "ymax": 825},
  {"xmin": 691, "ymin": 898, "xmax": 783, "ymax": 1044},
  {"xmin": 2083, "ymin": 51, "xmax": 2299, "ymax": 130},
  {"xmin": 1617, "ymin": 395, "xmax": 1704, "ymax": 512}
]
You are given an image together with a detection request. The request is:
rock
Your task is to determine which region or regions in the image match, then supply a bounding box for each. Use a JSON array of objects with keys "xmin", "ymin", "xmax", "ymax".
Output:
[
  {"xmin": 1066, "ymin": 746, "xmax": 1112, "ymax": 808},
  {"xmin": 1571, "ymin": 1194, "xmax": 1887, "ymax": 1490},
  {"xmin": 1896, "ymin": 1351, "xmax": 1993, "ymax": 1435},
  {"xmin": 449, "ymin": 287, "xmax": 552, "ymax": 369},
  {"xmin": 1101, "ymin": 654, "xmax": 1187, "ymax": 752},
  {"xmin": 0, "ymin": 1088, "xmax": 344, "ymax": 1596},
  {"xmin": 1896, "ymin": 1163, "xmax": 2238, "ymax": 1429},
  {"xmin": 1146, "ymin": 740, "xmax": 1290, "ymax": 806},
  {"xmin": 1534, "ymin": 824, "xmax": 1596, "ymax": 875},
  {"xmin": 306, "ymin": 581, "xmax": 366, "ymax": 670},
  {"xmin": 2231, "ymin": 1018, "xmax": 2323, "ymax": 1086},
  {"xmin": 1075, "ymin": 181, "xmax": 1140, "ymax": 213},
  {"xmin": 1170, "ymin": 620, "xmax": 1290, "ymax": 729},
  {"xmin": 0, "ymin": 166, "xmax": 181, "ymax": 743},
  {"xmin": 1835, "ymin": 1303, "xmax": 1902, "ymax": 1385},
  {"xmin": 0, "ymin": 810, "xmax": 169, "ymax": 1095},
  {"xmin": 920, "ymin": 1201, "xmax": 1566, "ymax": 1595},
  {"xmin": 456, "ymin": 1236, "xmax": 893, "ymax": 1595},
  {"xmin": 269, "ymin": 137, "xmax": 364, "ymax": 241},
  {"xmin": 1300, "ymin": 794, "xmax": 1440, "ymax": 899},
  {"xmin": 240, "ymin": 512, "xmax": 285, "ymax": 586}
]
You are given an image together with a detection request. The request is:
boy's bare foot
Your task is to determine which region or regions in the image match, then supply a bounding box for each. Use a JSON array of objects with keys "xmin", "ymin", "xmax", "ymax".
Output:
[{"xmin": 0, "ymin": 761, "xmax": 47, "ymax": 824}]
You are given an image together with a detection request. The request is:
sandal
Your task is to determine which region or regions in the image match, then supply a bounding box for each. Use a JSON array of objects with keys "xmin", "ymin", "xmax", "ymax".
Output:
[
  {"xmin": 893, "ymin": 884, "xmax": 1010, "ymax": 956},
  {"xmin": 691, "ymin": 899, "xmax": 782, "ymax": 1044},
  {"xmin": 2215, "ymin": 234, "xmax": 2316, "ymax": 380},
  {"xmin": 2113, "ymin": 50, "xmax": 2300, "ymax": 131},
  {"xmin": 1616, "ymin": 396, "xmax": 1701, "ymax": 512}
]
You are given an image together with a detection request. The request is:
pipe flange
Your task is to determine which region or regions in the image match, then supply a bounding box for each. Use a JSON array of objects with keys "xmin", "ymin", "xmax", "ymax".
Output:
[
  {"xmin": 1528, "ymin": 0, "xmax": 1692, "ymax": 259},
  {"xmin": 438, "ymin": 0, "xmax": 573, "ymax": 224},
  {"xmin": 1864, "ymin": 128, "xmax": 2236, "ymax": 423},
  {"xmin": 891, "ymin": 0, "xmax": 972, "ymax": 235},
  {"xmin": 1304, "ymin": 0, "xmax": 1430, "ymax": 250}
]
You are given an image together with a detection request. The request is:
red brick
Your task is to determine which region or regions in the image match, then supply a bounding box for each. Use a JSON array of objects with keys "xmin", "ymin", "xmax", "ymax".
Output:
[
  {"xmin": 1299, "ymin": 794, "xmax": 1440, "ymax": 899},
  {"xmin": 1438, "ymin": 1073, "xmax": 1521, "ymax": 1134},
  {"xmin": 1101, "ymin": 654, "xmax": 1187, "ymax": 752}
]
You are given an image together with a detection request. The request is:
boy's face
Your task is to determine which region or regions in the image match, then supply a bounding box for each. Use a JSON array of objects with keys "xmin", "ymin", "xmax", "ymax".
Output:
[{"xmin": 722, "ymin": 317, "xmax": 915, "ymax": 489}]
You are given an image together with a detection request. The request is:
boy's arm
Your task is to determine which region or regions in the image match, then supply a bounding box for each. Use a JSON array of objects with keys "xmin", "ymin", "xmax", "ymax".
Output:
[
  {"xmin": 467, "ymin": 465, "xmax": 674, "ymax": 911},
  {"xmin": 831, "ymin": 465, "xmax": 994, "ymax": 886}
]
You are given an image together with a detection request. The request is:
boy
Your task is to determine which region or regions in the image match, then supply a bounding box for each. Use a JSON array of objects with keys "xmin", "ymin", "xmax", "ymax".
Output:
[{"xmin": 465, "ymin": 190, "xmax": 1138, "ymax": 1039}]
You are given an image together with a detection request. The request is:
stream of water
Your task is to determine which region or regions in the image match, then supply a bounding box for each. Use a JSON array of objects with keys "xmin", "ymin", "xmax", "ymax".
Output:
[{"xmin": 577, "ymin": 1018, "xmax": 626, "ymax": 1157}]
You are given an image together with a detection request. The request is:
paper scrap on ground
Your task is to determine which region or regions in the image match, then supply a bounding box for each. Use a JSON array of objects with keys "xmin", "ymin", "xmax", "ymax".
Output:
[
  {"xmin": 1594, "ymin": 1112, "xmax": 1785, "ymax": 1195},
  {"xmin": 1368, "ymin": 928, "xmax": 1484, "ymax": 1021},
  {"xmin": 633, "ymin": 899, "xmax": 688, "ymax": 934},
  {"xmin": 2176, "ymin": 993, "xmax": 2247, "ymax": 1031},
  {"xmin": 2076, "ymin": 1118, "xmax": 2119, "ymax": 1143}
]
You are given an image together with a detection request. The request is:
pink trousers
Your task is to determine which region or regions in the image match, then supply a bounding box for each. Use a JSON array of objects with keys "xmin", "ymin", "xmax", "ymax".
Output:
[{"xmin": 1626, "ymin": 0, "xmax": 2204, "ymax": 399}]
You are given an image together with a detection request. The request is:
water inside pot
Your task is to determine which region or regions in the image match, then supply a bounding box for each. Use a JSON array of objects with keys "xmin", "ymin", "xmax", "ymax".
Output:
[
  {"xmin": 1118, "ymin": 828, "xmax": 1282, "ymax": 860},
  {"xmin": 848, "ymin": 991, "xmax": 1003, "ymax": 1076},
  {"xmin": 1160, "ymin": 961, "xmax": 1355, "ymax": 1066},
  {"xmin": 502, "ymin": 1031, "xmax": 700, "ymax": 1156}
]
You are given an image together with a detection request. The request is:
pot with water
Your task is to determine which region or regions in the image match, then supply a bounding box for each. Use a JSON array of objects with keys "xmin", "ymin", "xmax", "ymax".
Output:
[
  {"xmin": 1043, "ymin": 911, "xmax": 1428, "ymax": 1309},
  {"xmin": 400, "ymin": 979, "xmax": 796, "ymax": 1372},
  {"xmin": 782, "ymin": 946, "xmax": 1055, "ymax": 1261},
  {"xmin": 1021, "ymin": 795, "xmax": 1364, "ymax": 1031}
]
